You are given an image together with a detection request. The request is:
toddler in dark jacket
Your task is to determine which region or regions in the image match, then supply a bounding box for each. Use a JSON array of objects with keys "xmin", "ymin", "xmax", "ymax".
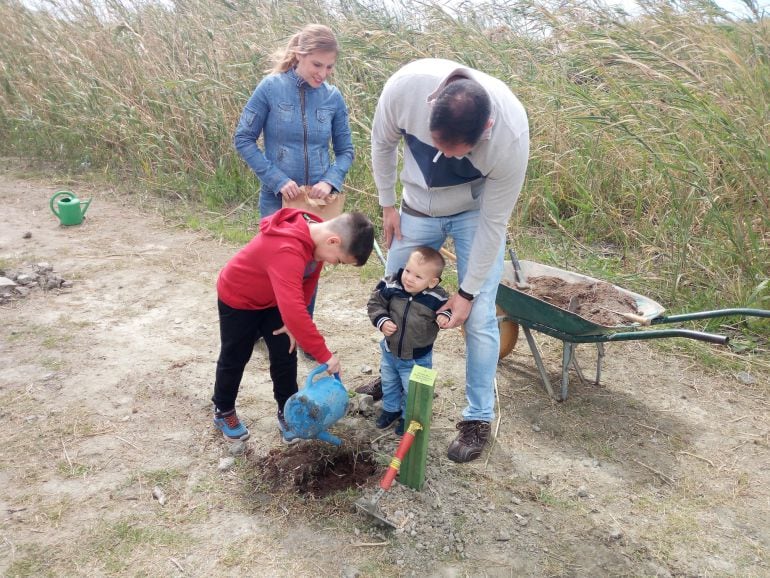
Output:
[{"xmin": 367, "ymin": 246, "xmax": 450, "ymax": 434}]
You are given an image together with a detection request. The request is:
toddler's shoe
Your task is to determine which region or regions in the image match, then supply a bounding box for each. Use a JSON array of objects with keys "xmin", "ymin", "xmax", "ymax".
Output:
[
  {"xmin": 395, "ymin": 418, "xmax": 405, "ymax": 436},
  {"xmin": 376, "ymin": 409, "xmax": 402, "ymax": 429},
  {"xmin": 213, "ymin": 408, "xmax": 250, "ymax": 441},
  {"xmin": 277, "ymin": 410, "xmax": 301, "ymax": 445}
]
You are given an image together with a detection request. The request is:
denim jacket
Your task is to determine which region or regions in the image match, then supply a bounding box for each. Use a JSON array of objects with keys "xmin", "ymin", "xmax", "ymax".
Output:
[{"xmin": 234, "ymin": 68, "xmax": 354, "ymax": 198}]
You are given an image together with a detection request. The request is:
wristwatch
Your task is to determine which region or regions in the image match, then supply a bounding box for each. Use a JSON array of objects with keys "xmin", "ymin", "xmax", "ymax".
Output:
[{"xmin": 457, "ymin": 287, "xmax": 475, "ymax": 302}]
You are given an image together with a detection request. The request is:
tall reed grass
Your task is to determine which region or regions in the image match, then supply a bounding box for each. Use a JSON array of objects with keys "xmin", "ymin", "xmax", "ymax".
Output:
[{"xmin": 1, "ymin": 0, "xmax": 767, "ymax": 332}]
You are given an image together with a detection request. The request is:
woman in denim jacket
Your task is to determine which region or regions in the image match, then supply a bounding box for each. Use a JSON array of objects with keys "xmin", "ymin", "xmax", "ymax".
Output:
[{"xmin": 234, "ymin": 24, "xmax": 354, "ymax": 218}]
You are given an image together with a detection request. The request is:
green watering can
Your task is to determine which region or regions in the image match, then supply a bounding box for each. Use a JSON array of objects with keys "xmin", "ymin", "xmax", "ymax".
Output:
[{"xmin": 50, "ymin": 191, "xmax": 92, "ymax": 226}]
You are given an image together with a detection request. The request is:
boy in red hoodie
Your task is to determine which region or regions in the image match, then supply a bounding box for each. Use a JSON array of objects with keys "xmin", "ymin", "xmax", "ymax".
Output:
[{"xmin": 212, "ymin": 208, "xmax": 374, "ymax": 443}]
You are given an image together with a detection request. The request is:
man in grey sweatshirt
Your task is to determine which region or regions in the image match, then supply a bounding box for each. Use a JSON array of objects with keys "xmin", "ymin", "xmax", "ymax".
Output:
[{"xmin": 370, "ymin": 58, "xmax": 529, "ymax": 463}]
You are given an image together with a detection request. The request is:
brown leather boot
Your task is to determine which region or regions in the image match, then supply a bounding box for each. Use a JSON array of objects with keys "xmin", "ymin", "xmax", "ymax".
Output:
[
  {"xmin": 446, "ymin": 420, "xmax": 491, "ymax": 463},
  {"xmin": 354, "ymin": 376, "xmax": 383, "ymax": 401}
]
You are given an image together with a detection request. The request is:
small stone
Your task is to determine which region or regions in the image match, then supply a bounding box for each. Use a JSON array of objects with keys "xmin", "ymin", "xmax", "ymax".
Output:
[
  {"xmin": 45, "ymin": 277, "xmax": 62, "ymax": 290},
  {"xmin": 23, "ymin": 231, "xmax": 32, "ymax": 239},
  {"xmin": 218, "ymin": 457, "xmax": 235, "ymax": 471},
  {"xmin": 229, "ymin": 441, "xmax": 246, "ymax": 456},
  {"xmin": 577, "ymin": 486, "xmax": 589, "ymax": 498},
  {"xmin": 510, "ymin": 496, "xmax": 522, "ymax": 505},
  {"xmin": 531, "ymin": 424, "xmax": 541, "ymax": 432},
  {"xmin": 15, "ymin": 274, "xmax": 34, "ymax": 285},
  {"xmin": 61, "ymin": 280, "xmax": 73, "ymax": 288},
  {"xmin": 735, "ymin": 371, "xmax": 755, "ymax": 385},
  {"xmin": 35, "ymin": 262, "xmax": 53, "ymax": 273},
  {"xmin": 0, "ymin": 277, "xmax": 16, "ymax": 288},
  {"xmin": 341, "ymin": 566, "xmax": 361, "ymax": 578},
  {"xmin": 497, "ymin": 530, "xmax": 511, "ymax": 541},
  {"xmin": 609, "ymin": 528, "xmax": 623, "ymax": 541},
  {"xmin": 360, "ymin": 365, "xmax": 373, "ymax": 375},
  {"xmin": 152, "ymin": 486, "xmax": 166, "ymax": 505}
]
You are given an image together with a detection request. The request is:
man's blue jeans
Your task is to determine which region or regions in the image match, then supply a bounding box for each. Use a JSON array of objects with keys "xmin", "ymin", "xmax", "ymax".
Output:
[
  {"xmin": 385, "ymin": 209, "xmax": 503, "ymax": 422},
  {"xmin": 380, "ymin": 340, "xmax": 432, "ymax": 415}
]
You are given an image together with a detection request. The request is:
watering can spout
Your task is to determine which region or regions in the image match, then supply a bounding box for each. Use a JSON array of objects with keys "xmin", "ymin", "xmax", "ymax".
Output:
[
  {"xmin": 316, "ymin": 431, "xmax": 342, "ymax": 446},
  {"xmin": 80, "ymin": 197, "xmax": 92, "ymax": 217}
]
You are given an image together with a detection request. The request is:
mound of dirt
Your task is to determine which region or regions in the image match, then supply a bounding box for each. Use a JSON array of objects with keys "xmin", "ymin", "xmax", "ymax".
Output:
[{"xmin": 254, "ymin": 443, "xmax": 379, "ymax": 499}]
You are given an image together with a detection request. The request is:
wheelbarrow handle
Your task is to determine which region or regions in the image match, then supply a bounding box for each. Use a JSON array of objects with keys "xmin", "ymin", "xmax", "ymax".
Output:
[
  {"xmin": 602, "ymin": 329, "xmax": 728, "ymax": 345},
  {"xmin": 651, "ymin": 308, "xmax": 770, "ymax": 325}
]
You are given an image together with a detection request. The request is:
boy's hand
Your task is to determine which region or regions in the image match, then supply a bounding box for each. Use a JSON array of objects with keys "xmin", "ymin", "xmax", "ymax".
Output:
[
  {"xmin": 323, "ymin": 354, "xmax": 341, "ymax": 376},
  {"xmin": 439, "ymin": 295, "xmax": 472, "ymax": 328},
  {"xmin": 436, "ymin": 315, "xmax": 450, "ymax": 329},
  {"xmin": 381, "ymin": 320, "xmax": 397, "ymax": 336},
  {"xmin": 272, "ymin": 325, "xmax": 296, "ymax": 353}
]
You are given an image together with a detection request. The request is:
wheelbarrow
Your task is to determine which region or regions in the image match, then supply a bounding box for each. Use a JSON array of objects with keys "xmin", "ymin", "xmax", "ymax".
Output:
[{"xmin": 496, "ymin": 258, "xmax": 770, "ymax": 401}]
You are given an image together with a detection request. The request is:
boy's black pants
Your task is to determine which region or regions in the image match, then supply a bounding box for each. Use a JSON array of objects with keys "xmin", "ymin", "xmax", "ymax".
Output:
[{"xmin": 212, "ymin": 299, "xmax": 298, "ymax": 413}]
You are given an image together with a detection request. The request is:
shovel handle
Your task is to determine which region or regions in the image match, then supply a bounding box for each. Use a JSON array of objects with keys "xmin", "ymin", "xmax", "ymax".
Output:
[{"xmin": 380, "ymin": 421, "xmax": 422, "ymax": 490}]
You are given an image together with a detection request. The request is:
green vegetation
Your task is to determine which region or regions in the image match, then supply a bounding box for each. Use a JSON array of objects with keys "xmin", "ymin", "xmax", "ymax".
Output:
[{"xmin": 0, "ymin": 0, "xmax": 767, "ymax": 344}]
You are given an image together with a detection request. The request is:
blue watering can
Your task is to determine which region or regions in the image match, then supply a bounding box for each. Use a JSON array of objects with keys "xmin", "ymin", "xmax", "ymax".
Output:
[{"xmin": 283, "ymin": 364, "xmax": 348, "ymax": 446}]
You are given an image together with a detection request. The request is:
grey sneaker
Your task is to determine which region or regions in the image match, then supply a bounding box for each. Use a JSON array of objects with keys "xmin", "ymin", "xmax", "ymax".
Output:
[
  {"xmin": 446, "ymin": 420, "xmax": 491, "ymax": 463},
  {"xmin": 276, "ymin": 410, "xmax": 301, "ymax": 445}
]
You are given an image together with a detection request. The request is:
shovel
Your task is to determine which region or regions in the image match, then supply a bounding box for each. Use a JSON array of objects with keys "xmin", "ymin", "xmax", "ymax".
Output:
[{"xmin": 354, "ymin": 420, "xmax": 422, "ymax": 528}]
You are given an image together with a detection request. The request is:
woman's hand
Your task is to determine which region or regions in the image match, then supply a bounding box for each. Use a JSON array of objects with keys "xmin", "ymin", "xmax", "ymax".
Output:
[
  {"xmin": 308, "ymin": 181, "xmax": 333, "ymax": 200},
  {"xmin": 280, "ymin": 180, "xmax": 302, "ymax": 200}
]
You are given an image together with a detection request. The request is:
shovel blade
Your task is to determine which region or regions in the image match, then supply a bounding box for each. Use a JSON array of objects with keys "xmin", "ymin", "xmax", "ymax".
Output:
[{"xmin": 354, "ymin": 494, "xmax": 397, "ymax": 529}]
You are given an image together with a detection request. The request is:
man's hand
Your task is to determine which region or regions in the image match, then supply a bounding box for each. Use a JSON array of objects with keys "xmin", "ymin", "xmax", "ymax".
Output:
[
  {"xmin": 322, "ymin": 353, "xmax": 341, "ymax": 376},
  {"xmin": 439, "ymin": 294, "xmax": 472, "ymax": 328},
  {"xmin": 280, "ymin": 180, "xmax": 301, "ymax": 200},
  {"xmin": 308, "ymin": 181, "xmax": 333, "ymax": 199},
  {"xmin": 380, "ymin": 320, "xmax": 397, "ymax": 336},
  {"xmin": 272, "ymin": 325, "xmax": 296, "ymax": 353},
  {"xmin": 382, "ymin": 206, "xmax": 402, "ymax": 249}
]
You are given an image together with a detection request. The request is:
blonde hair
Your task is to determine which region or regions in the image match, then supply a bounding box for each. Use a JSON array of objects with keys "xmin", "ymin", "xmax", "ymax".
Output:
[{"xmin": 271, "ymin": 24, "xmax": 338, "ymax": 74}]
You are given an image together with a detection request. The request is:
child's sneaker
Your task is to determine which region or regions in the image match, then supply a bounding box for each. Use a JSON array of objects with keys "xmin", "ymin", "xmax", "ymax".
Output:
[
  {"xmin": 395, "ymin": 418, "xmax": 405, "ymax": 436},
  {"xmin": 376, "ymin": 409, "xmax": 402, "ymax": 429},
  {"xmin": 277, "ymin": 410, "xmax": 301, "ymax": 445},
  {"xmin": 213, "ymin": 408, "xmax": 250, "ymax": 441}
]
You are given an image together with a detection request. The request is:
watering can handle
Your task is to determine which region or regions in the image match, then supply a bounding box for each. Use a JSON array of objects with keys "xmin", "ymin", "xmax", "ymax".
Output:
[
  {"xmin": 307, "ymin": 364, "xmax": 341, "ymax": 383},
  {"xmin": 49, "ymin": 191, "xmax": 73, "ymax": 217}
]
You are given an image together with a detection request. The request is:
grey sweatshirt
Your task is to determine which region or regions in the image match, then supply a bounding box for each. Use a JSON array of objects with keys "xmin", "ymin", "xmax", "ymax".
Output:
[{"xmin": 371, "ymin": 58, "xmax": 529, "ymax": 294}]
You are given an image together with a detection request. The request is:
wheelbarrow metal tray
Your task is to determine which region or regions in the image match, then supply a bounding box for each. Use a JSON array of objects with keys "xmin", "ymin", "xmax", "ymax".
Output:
[{"xmin": 496, "ymin": 260, "xmax": 665, "ymax": 337}]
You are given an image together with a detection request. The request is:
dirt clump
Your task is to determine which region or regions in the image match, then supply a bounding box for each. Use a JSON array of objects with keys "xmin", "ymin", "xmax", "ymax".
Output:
[
  {"xmin": 253, "ymin": 443, "xmax": 380, "ymax": 498},
  {"xmin": 505, "ymin": 275, "xmax": 641, "ymax": 326}
]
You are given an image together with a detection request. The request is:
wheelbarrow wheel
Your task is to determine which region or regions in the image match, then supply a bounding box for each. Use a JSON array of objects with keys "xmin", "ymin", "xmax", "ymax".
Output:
[
  {"xmin": 498, "ymin": 305, "xmax": 519, "ymax": 359},
  {"xmin": 460, "ymin": 305, "xmax": 519, "ymax": 359}
]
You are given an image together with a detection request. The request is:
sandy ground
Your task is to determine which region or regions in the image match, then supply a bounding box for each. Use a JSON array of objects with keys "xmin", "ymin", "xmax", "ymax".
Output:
[{"xmin": 1, "ymin": 166, "xmax": 768, "ymax": 577}]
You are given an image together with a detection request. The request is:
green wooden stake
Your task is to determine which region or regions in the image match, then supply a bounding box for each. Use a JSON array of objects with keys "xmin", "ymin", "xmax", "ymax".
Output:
[{"xmin": 398, "ymin": 365, "xmax": 436, "ymax": 490}]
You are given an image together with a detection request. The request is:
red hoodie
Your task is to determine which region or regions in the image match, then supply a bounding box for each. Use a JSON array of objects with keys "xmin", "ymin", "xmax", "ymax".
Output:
[{"xmin": 217, "ymin": 208, "xmax": 330, "ymax": 363}]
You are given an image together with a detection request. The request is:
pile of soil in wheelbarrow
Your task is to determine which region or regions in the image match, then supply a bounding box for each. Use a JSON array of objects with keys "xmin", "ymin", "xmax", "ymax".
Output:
[{"xmin": 503, "ymin": 276, "xmax": 641, "ymax": 326}]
